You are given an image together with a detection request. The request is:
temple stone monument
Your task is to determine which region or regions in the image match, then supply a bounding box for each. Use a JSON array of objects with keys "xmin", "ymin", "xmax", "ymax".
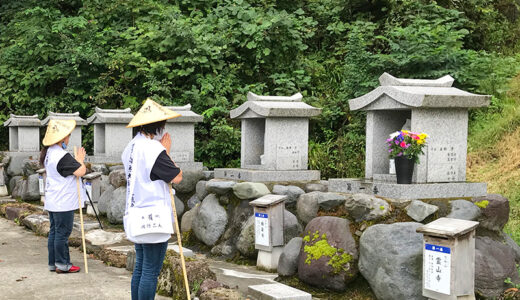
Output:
[
  {"xmin": 87, "ymin": 107, "xmax": 134, "ymax": 163},
  {"xmin": 215, "ymin": 92, "xmax": 321, "ymax": 182},
  {"xmin": 329, "ymin": 73, "xmax": 490, "ymax": 199},
  {"xmin": 4, "ymin": 114, "xmax": 41, "ymax": 152},
  {"xmin": 165, "ymin": 104, "xmax": 203, "ymax": 170},
  {"xmin": 42, "ymin": 112, "xmax": 87, "ymax": 152}
]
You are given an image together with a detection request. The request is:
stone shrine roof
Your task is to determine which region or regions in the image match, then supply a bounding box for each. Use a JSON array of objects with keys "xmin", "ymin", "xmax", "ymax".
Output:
[
  {"xmin": 42, "ymin": 112, "xmax": 87, "ymax": 126},
  {"xmin": 4, "ymin": 114, "xmax": 41, "ymax": 127},
  {"xmin": 165, "ymin": 104, "xmax": 203, "ymax": 123},
  {"xmin": 230, "ymin": 92, "xmax": 321, "ymax": 118},
  {"xmin": 87, "ymin": 107, "xmax": 134, "ymax": 124},
  {"xmin": 349, "ymin": 73, "xmax": 491, "ymax": 111}
]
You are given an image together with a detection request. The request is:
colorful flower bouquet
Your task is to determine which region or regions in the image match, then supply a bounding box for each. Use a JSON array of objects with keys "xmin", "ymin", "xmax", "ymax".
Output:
[{"xmin": 387, "ymin": 130, "xmax": 428, "ymax": 163}]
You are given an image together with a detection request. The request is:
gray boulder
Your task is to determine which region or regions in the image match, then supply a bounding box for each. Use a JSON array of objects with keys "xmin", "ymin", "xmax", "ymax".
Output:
[
  {"xmin": 305, "ymin": 183, "xmax": 327, "ymax": 193},
  {"xmin": 475, "ymin": 235, "xmax": 520, "ymax": 298},
  {"xmin": 91, "ymin": 164, "xmax": 109, "ymax": 175},
  {"xmin": 272, "ymin": 185, "xmax": 305, "ymax": 206},
  {"xmin": 12, "ymin": 177, "xmax": 27, "ymax": 199},
  {"xmin": 344, "ymin": 193, "xmax": 390, "ymax": 222},
  {"xmin": 187, "ymin": 195, "xmax": 201, "ymax": 209},
  {"xmin": 298, "ymin": 216, "xmax": 358, "ymax": 291},
  {"xmin": 196, "ymin": 180, "xmax": 208, "ymax": 200},
  {"xmin": 181, "ymin": 208, "xmax": 196, "ymax": 233},
  {"xmin": 236, "ymin": 216, "xmax": 256, "ymax": 257},
  {"xmin": 172, "ymin": 168, "xmax": 204, "ymax": 193},
  {"xmin": 192, "ymin": 194, "xmax": 228, "ymax": 246},
  {"xmin": 206, "ymin": 180, "xmax": 236, "ymax": 195},
  {"xmin": 7, "ymin": 155, "xmax": 26, "ymax": 176},
  {"xmin": 22, "ymin": 214, "xmax": 50, "ymax": 236},
  {"xmin": 359, "ymin": 222, "xmax": 425, "ymax": 300},
  {"xmin": 108, "ymin": 165, "xmax": 124, "ymax": 172},
  {"xmin": 22, "ymin": 174, "xmax": 41, "ymax": 201},
  {"xmin": 99, "ymin": 175, "xmax": 111, "ymax": 196},
  {"xmin": 284, "ymin": 210, "xmax": 303, "ymax": 243},
  {"xmin": 406, "ymin": 200, "xmax": 438, "ymax": 222},
  {"xmin": 107, "ymin": 186, "xmax": 126, "ymax": 224},
  {"xmin": 296, "ymin": 192, "xmax": 320, "ymax": 224},
  {"xmin": 202, "ymin": 170, "xmax": 214, "ymax": 180},
  {"xmin": 97, "ymin": 185, "xmax": 115, "ymax": 215},
  {"xmin": 210, "ymin": 239, "xmax": 237, "ymax": 257},
  {"xmin": 108, "ymin": 169, "xmax": 127, "ymax": 188},
  {"xmin": 221, "ymin": 200, "xmax": 253, "ymax": 241},
  {"xmin": 472, "ymin": 194, "xmax": 510, "ymax": 232},
  {"xmin": 9, "ymin": 176, "xmax": 22, "ymax": 194},
  {"xmin": 174, "ymin": 196, "xmax": 184, "ymax": 217},
  {"xmin": 232, "ymin": 182, "xmax": 270, "ymax": 200},
  {"xmin": 446, "ymin": 200, "xmax": 480, "ymax": 221},
  {"xmin": 318, "ymin": 192, "xmax": 348, "ymax": 211},
  {"xmin": 278, "ymin": 237, "xmax": 303, "ymax": 276},
  {"xmin": 22, "ymin": 159, "xmax": 40, "ymax": 176},
  {"xmin": 503, "ymin": 232, "xmax": 520, "ymax": 263}
]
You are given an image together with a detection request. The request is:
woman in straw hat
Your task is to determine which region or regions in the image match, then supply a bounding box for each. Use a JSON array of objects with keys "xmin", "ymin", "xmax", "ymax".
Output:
[
  {"xmin": 122, "ymin": 99, "xmax": 183, "ymax": 300},
  {"xmin": 40, "ymin": 119, "xmax": 87, "ymax": 273}
]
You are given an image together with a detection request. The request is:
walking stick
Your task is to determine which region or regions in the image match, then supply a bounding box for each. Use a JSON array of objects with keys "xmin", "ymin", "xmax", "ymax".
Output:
[
  {"xmin": 169, "ymin": 186, "xmax": 190, "ymax": 299},
  {"xmin": 81, "ymin": 180, "xmax": 103, "ymax": 230},
  {"xmin": 74, "ymin": 146, "xmax": 89, "ymax": 274}
]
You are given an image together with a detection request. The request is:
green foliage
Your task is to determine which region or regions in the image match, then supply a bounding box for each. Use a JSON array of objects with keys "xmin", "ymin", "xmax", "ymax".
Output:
[
  {"xmin": 303, "ymin": 230, "xmax": 353, "ymax": 274},
  {"xmin": 0, "ymin": 0, "xmax": 519, "ymax": 172},
  {"xmin": 505, "ymin": 264, "xmax": 520, "ymax": 289},
  {"xmin": 475, "ymin": 200, "xmax": 490, "ymax": 209}
]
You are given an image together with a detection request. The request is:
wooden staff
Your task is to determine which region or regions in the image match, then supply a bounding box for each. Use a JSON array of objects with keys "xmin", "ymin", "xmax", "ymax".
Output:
[
  {"xmin": 74, "ymin": 146, "xmax": 89, "ymax": 274},
  {"xmin": 169, "ymin": 187, "xmax": 190, "ymax": 299}
]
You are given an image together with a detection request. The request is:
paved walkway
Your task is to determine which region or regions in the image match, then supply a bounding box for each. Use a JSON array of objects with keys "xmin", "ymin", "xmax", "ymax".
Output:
[{"xmin": 0, "ymin": 218, "xmax": 169, "ymax": 300}]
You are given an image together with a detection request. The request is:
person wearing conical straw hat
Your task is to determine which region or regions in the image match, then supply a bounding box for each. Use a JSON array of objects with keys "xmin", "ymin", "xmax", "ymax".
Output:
[
  {"xmin": 40, "ymin": 119, "xmax": 87, "ymax": 273},
  {"xmin": 122, "ymin": 98, "xmax": 183, "ymax": 300}
]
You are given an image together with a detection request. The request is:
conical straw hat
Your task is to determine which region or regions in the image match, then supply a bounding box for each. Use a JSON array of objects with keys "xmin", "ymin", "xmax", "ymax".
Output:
[
  {"xmin": 42, "ymin": 119, "xmax": 76, "ymax": 146},
  {"xmin": 126, "ymin": 98, "xmax": 181, "ymax": 128}
]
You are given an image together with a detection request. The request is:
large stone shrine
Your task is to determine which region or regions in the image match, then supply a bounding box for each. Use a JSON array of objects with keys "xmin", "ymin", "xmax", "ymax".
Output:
[
  {"xmin": 165, "ymin": 104, "xmax": 203, "ymax": 170},
  {"xmin": 4, "ymin": 114, "xmax": 41, "ymax": 152},
  {"xmin": 41, "ymin": 112, "xmax": 87, "ymax": 153},
  {"xmin": 329, "ymin": 73, "xmax": 491, "ymax": 199},
  {"xmin": 215, "ymin": 92, "xmax": 321, "ymax": 182},
  {"xmin": 86, "ymin": 107, "xmax": 134, "ymax": 163}
]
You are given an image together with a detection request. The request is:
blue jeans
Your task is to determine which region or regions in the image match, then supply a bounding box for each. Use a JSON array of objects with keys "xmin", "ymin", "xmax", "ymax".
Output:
[
  {"xmin": 131, "ymin": 242, "xmax": 168, "ymax": 300},
  {"xmin": 48, "ymin": 210, "xmax": 74, "ymax": 271}
]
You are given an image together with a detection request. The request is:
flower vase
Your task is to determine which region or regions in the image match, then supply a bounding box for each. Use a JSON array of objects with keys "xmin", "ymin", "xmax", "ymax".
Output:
[{"xmin": 394, "ymin": 156, "xmax": 415, "ymax": 184}]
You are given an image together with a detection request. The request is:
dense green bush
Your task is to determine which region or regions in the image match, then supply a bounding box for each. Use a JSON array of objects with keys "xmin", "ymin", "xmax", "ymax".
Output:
[{"xmin": 0, "ymin": 0, "xmax": 519, "ymax": 175}]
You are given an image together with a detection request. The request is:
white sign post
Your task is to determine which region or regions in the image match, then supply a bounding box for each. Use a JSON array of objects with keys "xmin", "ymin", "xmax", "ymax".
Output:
[
  {"xmin": 255, "ymin": 212, "xmax": 270, "ymax": 247},
  {"xmin": 424, "ymin": 244, "xmax": 451, "ymax": 295}
]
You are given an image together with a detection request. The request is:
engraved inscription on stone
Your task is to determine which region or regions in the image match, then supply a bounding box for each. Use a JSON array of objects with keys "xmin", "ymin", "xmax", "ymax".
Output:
[
  {"xmin": 276, "ymin": 144, "xmax": 302, "ymax": 170},
  {"xmin": 171, "ymin": 151, "xmax": 190, "ymax": 162},
  {"xmin": 427, "ymin": 144, "xmax": 461, "ymax": 182}
]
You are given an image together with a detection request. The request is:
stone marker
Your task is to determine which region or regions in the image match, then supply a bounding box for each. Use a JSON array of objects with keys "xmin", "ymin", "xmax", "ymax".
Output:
[
  {"xmin": 41, "ymin": 112, "xmax": 87, "ymax": 153},
  {"xmin": 250, "ymin": 194, "xmax": 287, "ymax": 271},
  {"xmin": 416, "ymin": 217, "xmax": 479, "ymax": 300},
  {"xmin": 0, "ymin": 163, "xmax": 8, "ymax": 196},
  {"xmin": 247, "ymin": 283, "xmax": 311, "ymax": 300},
  {"xmin": 83, "ymin": 172, "xmax": 103, "ymax": 203},
  {"xmin": 86, "ymin": 107, "xmax": 134, "ymax": 162},
  {"xmin": 215, "ymin": 92, "xmax": 321, "ymax": 182},
  {"xmin": 329, "ymin": 73, "xmax": 490, "ymax": 199},
  {"xmin": 4, "ymin": 114, "xmax": 41, "ymax": 152}
]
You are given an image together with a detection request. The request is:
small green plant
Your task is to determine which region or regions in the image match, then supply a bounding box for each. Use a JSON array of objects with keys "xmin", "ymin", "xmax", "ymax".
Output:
[
  {"xmin": 505, "ymin": 264, "xmax": 520, "ymax": 288},
  {"xmin": 379, "ymin": 205, "xmax": 385, "ymax": 211},
  {"xmin": 303, "ymin": 230, "xmax": 353, "ymax": 274},
  {"xmin": 475, "ymin": 200, "xmax": 490, "ymax": 209},
  {"xmin": 191, "ymin": 279, "xmax": 203, "ymax": 296}
]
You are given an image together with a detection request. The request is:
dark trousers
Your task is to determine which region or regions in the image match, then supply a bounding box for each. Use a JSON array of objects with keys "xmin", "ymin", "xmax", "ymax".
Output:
[
  {"xmin": 47, "ymin": 210, "xmax": 74, "ymax": 271},
  {"xmin": 131, "ymin": 242, "xmax": 168, "ymax": 300}
]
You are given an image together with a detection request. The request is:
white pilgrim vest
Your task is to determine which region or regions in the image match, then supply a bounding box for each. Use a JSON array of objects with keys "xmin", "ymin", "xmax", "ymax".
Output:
[
  {"xmin": 44, "ymin": 145, "xmax": 86, "ymax": 212},
  {"xmin": 122, "ymin": 133, "xmax": 174, "ymax": 244}
]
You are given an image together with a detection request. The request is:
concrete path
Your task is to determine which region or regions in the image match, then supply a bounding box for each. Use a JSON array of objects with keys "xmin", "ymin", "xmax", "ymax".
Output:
[{"xmin": 0, "ymin": 218, "xmax": 169, "ymax": 300}]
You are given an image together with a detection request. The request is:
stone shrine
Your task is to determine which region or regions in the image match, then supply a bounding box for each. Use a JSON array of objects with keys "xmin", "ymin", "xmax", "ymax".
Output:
[
  {"xmin": 87, "ymin": 107, "xmax": 134, "ymax": 163},
  {"xmin": 4, "ymin": 114, "xmax": 41, "ymax": 152},
  {"xmin": 329, "ymin": 73, "xmax": 490, "ymax": 199},
  {"xmin": 215, "ymin": 92, "xmax": 321, "ymax": 182},
  {"xmin": 42, "ymin": 112, "xmax": 87, "ymax": 152},
  {"xmin": 165, "ymin": 104, "xmax": 203, "ymax": 169}
]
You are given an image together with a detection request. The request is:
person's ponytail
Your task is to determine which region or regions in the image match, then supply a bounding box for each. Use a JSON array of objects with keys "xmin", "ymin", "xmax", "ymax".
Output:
[{"xmin": 39, "ymin": 146, "xmax": 49, "ymax": 167}]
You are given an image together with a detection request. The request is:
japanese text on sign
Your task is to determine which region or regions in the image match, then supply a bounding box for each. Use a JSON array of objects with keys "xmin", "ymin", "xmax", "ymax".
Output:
[
  {"xmin": 276, "ymin": 144, "xmax": 302, "ymax": 170},
  {"xmin": 427, "ymin": 144, "xmax": 461, "ymax": 182},
  {"xmin": 38, "ymin": 175, "xmax": 44, "ymax": 194},
  {"xmin": 424, "ymin": 243, "xmax": 451, "ymax": 295},
  {"xmin": 255, "ymin": 212, "xmax": 270, "ymax": 246}
]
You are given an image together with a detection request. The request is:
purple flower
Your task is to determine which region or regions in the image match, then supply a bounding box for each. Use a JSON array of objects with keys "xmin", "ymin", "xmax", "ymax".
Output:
[
  {"xmin": 388, "ymin": 149, "xmax": 392, "ymax": 152},
  {"xmin": 397, "ymin": 152, "xmax": 403, "ymax": 156},
  {"xmin": 395, "ymin": 140, "xmax": 399, "ymax": 145}
]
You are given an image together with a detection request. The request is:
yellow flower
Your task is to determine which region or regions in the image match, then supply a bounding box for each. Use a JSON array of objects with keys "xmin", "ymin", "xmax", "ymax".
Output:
[
  {"xmin": 417, "ymin": 139, "xmax": 425, "ymax": 144},
  {"xmin": 402, "ymin": 130, "xmax": 409, "ymax": 135},
  {"xmin": 418, "ymin": 133, "xmax": 428, "ymax": 140}
]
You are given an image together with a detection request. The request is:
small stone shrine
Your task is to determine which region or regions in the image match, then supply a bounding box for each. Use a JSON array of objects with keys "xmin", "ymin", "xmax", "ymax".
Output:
[
  {"xmin": 215, "ymin": 92, "xmax": 321, "ymax": 182},
  {"xmin": 42, "ymin": 112, "xmax": 87, "ymax": 152},
  {"xmin": 87, "ymin": 107, "xmax": 134, "ymax": 162},
  {"xmin": 165, "ymin": 104, "xmax": 203, "ymax": 169},
  {"xmin": 4, "ymin": 114, "xmax": 41, "ymax": 152},
  {"xmin": 329, "ymin": 73, "xmax": 490, "ymax": 199}
]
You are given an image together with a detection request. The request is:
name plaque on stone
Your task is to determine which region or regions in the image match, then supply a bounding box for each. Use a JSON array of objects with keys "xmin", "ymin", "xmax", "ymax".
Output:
[
  {"xmin": 255, "ymin": 212, "xmax": 270, "ymax": 246},
  {"xmin": 423, "ymin": 244, "xmax": 451, "ymax": 295},
  {"xmin": 276, "ymin": 144, "xmax": 302, "ymax": 170},
  {"xmin": 427, "ymin": 144, "xmax": 462, "ymax": 182},
  {"xmin": 171, "ymin": 152, "xmax": 190, "ymax": 162}
]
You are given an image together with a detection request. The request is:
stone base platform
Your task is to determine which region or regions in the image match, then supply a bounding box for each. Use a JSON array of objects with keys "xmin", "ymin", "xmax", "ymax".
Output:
[
  {"xmin": 214, "ymin": 168, "xmax": 320, "ymax": 182},
  {"xmin": 247, "ymin": 283, "xmax": 312, "ymax": 300},
  {"xmin": 329, "ymin": 178, "xmax": 487, "ymax": 199}
]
